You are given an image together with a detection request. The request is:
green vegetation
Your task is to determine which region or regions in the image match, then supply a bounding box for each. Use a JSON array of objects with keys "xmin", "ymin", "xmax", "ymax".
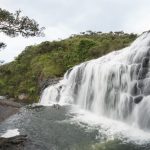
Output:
[
  {"xmin": 0, "ymin": 8, "xmax": 45, "ymax": 49},
  {"xmin": 0, "ymin": 31, "xmax": 137, "ymax": 103}
]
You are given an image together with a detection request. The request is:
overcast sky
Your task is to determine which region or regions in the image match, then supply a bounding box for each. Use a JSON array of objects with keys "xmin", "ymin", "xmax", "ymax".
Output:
[{"xmin": 1, "ymin": 0, "xmax": 150, "ymax": 62}]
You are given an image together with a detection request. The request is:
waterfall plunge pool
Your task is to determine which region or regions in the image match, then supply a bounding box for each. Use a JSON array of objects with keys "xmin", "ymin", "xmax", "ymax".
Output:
[{"xmin": 0, "ymin": 104, "xmax": 150, "ymax": 150}]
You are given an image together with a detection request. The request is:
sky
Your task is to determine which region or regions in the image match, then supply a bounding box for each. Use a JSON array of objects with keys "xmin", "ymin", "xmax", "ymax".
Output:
[{"xmin": 1, "ymin": 0, "xmax": 150, "ymax": 62}]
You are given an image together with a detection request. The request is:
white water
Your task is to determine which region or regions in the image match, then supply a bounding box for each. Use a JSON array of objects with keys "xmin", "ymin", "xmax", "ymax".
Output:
[
  {"xmin": 68, "ymin": 105, "xmax": 150, "ymax": 145},
  {"xmin": 40, "ymin": 31, "xmax": 150, "ymax": 131},
  {"xmin": 1, "ymin": 129, "xmax": 20, "ymax": 138}
]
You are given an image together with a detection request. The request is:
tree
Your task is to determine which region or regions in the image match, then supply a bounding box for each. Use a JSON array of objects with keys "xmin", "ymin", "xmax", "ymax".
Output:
[
  {"xmin": 0, "ymin": 8, "xmax": 45, "ymax": 49},
  {"xmin": 0, "ymin": 42, "xmax": 6, "ymax": 49}
]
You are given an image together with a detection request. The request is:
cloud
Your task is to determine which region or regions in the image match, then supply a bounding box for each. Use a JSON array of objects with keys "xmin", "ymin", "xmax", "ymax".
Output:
[{"xmin": 1, "ymin": 0, "xmax": 150, "ymax": 62}]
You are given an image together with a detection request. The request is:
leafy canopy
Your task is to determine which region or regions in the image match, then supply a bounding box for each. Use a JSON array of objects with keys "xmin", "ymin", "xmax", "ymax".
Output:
[{"xmin": 0, "ymin": 8, "xmax": 45, "ymax": 48}]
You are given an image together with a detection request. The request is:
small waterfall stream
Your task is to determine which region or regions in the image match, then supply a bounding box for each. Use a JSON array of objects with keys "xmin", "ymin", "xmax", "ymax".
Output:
[{"xmin": 40, "ymin": 31, "xmax": 150, "ymax": 131}]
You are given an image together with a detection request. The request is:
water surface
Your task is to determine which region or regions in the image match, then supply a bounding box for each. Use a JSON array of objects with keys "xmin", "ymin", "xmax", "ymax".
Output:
[{"xmin": 0, "ymin": 105, "xmax": 150, "ymax": 150}]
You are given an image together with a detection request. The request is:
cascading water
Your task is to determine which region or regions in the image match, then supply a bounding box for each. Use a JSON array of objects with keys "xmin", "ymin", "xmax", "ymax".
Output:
[{"xmin": 40, "ymin": 31, "xmax": 150, "ymax": 131}]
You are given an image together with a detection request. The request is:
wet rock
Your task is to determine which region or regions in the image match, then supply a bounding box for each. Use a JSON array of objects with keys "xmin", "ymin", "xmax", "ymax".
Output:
[
  {"xmin": 138, "ymin": 68, "xmax": 148, "ymax": 80},
  {"xmin": 142, "ymin": 57, "xmax": 149, "ymax": 68},
  {"xmin": 138, "ymin": 79, "xmax": 150, "ymax": 96},
  {"xmin": 27, "ymin": 105, "xmax": 44, "ymax": 110},
  {"xmin": 18, "ymin": 93, "xmax": 29, "ymax": 101},
  {"xmin": 39, "ymin": 77, "xmax": 63, "ymax": 93},
  {"xmin": 130, "ymin": 82, "xmax": 140, "ymax": 96},
  {"xmin": 134, "ymin": 96, "xmax": 143, "ymax": 104},
  {"xmin": 0, "ymin": 135, "xmax": 27, "ymax": 150},
  {"xmin": 142, "ymin": 80, "xmax": 150, "ymax": 95},
  {"xmin": 53, "ymin": 104, "xmax": 60, "ymax": 109},
  {"xmin": 66, "ymin": 68, "xmax": 73, "ymax": 78},
  {"xmin": 0, "ymin": 99, "xmax": 22, "ymax": 108},
  {"xmin": 0, "ymin": 96, "xmax": 6, "ymax": 100}
]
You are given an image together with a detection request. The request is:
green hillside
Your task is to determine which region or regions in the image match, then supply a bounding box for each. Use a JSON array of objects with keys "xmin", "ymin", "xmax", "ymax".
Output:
[{"xmin": 0, "ymin": 31, "xmax": 137, "ymax": 103}]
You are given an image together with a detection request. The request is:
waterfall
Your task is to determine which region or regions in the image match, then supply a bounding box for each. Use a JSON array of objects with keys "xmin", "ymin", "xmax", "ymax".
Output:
[{"xmin": 40, "ymin": 31, "xmax": 150, "ymax": 130}]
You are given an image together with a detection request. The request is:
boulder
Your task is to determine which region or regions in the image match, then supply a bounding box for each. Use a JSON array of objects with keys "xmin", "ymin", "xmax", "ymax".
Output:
[
  {"xmin": 0, "ymin": 135, "xmax": 27, "ymax": 150},
  {"xmin": 53, "ymin": 104, "xmax": 60, "ymax": 109},
  {"xmin": 138, "ymin": 68, "xmax": 148, "ymax": 80},
  {"xmin": 134, "ymin": 96, "xmax": 143, "ymax": 104},
  {"xmin": 0, "ymin": 96, "xmax": 6, "ymax": 100},
  {"xmin": 130, "ymin": 82, "xmax": 140, "ymax": 96},
  {"xmin": 18, "ymin": 93, "xmax": 29, "ymax": 101},
  {"xmin": 142, "ymin": 57, "xmax": 149, "ymax": 68},
  {"xmin": 39, "ymin": 77, "xmax": 63, "ymax": 93}
]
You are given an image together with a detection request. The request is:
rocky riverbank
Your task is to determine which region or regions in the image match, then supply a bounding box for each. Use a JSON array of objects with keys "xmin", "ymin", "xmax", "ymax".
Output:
[
  {"xmin": 0, "ymin": 98, "xmax": 27, "ymax": 150},
  {"xmin": 0, "ymin": 99, "xmax": 23, "ymax": 122},
  {"xmin": 0, "ymin": 135, "xmax": 27, "ymax": 150},
  {"xmin": 0, "ymin": 77, "xmax": 62, "ymax": 149}
]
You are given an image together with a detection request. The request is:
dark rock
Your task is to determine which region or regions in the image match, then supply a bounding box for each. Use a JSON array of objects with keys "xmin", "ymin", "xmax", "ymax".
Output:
[
  {"xmin": 142, "ymin": 57, "xmax": 149, "ymax": 67},
  {"xmin": 0, "ymin": 135, "xmax": 27, "ymax": 150},
  {"xmin": 39, "ymin": 77, "xmax": 63, "ymax": 93},
  {"xmin": 27, "ymin": 105, "xmax": 44, "ymax": 110},
  {"xmin": 146, "ymin": 48, "xmax": 150, "ymax": 56},
  {"xmin": 53, "ymin": 104, "xmax": 60, "ymax": 109},
  {"xmin": 138, "ymin": 68, "xmax": 148, "ymax": 80},
  {"xmin": 134, "ymin": 96, "xmax": 143, "ymax": 104},
  {"xmin": 138, "ymin": 79, "xmax": 150, "ymax": 96},
  {"xmin": 130, "ymin": 82, "xmax": 140, "ymax": 96}
]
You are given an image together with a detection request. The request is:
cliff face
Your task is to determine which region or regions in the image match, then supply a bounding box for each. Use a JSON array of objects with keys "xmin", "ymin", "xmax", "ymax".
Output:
[{"xmin": 0, "ymin": 32, "xmax": 137, "ymax": 103}]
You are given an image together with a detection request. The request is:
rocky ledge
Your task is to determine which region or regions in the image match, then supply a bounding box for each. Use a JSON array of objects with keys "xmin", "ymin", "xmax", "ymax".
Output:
[
  {"xmin": 0, "ymin": 135, "xmax": 27, "ymax": 150},
  {"xmin": 0, "ymin": 99, "xmax": 23, "ymax": 122},
  {"xmin": 39, "ymin": 77, "xmax": 63, "ymax": 93}
]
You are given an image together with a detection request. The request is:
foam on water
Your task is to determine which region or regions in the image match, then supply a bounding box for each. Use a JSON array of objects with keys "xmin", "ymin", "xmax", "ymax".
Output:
[
  {"xmin": 68, "ymin": 105, "xmax": 150, "ymax": 145},
  {"xmin": 1, "ymin": 129, "xmax": 20, "ymax": 138}
]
